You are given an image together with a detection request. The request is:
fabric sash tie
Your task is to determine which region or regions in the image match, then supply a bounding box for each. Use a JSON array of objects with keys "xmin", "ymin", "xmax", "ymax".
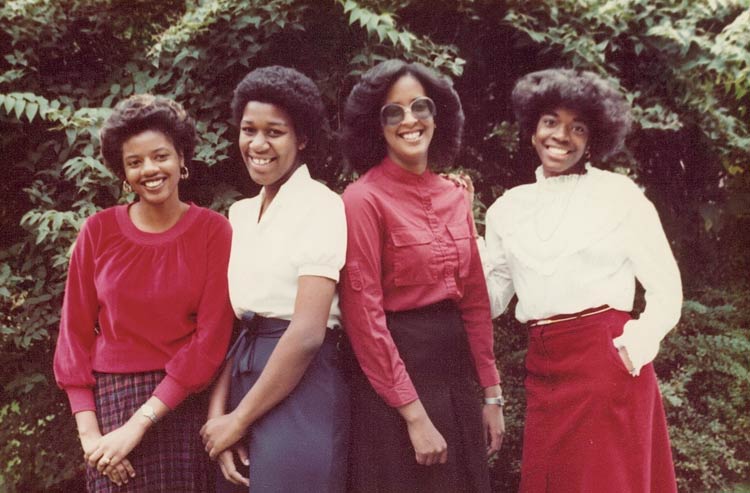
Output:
[{"xmin": 225, "ymin": 312, "xmax": 291, "ymax": 377}]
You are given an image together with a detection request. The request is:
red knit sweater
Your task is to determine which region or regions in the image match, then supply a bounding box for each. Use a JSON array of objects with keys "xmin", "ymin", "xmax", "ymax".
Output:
[{"xmin": 53, "ymin": 203, "xmax": 234, "ymax": 413}]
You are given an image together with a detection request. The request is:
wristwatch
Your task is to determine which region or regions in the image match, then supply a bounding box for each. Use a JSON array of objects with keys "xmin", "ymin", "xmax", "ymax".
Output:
[
  {"xmin": 484, "ymin": 395, "xmax": 505, "ymax": 407},
  {"xmin": 140, "ymin": 404, "xmax": 159, "ymax": 424}
]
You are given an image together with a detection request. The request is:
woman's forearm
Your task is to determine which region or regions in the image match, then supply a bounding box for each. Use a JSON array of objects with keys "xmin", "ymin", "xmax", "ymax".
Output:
[
  {"xmin": 231, "ymin": 275, "xmax": 334, "ymax": 429},
  {"xmin": 232, "ymin": 321, "xmax": 324, "ymax": 427},
  {"xmin": 75, "ymin": 410, "xmax": 101, "ymax": 438},
  {"xmin": 207, "ymin": 361, "xmax": 232, "ymax": 418}
]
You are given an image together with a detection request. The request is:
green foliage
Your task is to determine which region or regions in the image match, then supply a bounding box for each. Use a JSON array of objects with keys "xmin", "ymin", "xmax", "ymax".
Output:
[
  {"xmin": 657, "ymin": 288, "xmax": 750, "ymax": 491},
  {"xmin": 0, "ymin": 0, "xmax": 748, "ymax": 490}
]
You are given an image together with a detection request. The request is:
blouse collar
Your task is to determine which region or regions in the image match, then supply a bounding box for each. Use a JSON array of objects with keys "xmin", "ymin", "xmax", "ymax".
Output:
[
  {"xmin": 380, "ymin": 156, "xmax": 435, "ymax": 186},
  {"xmin": 534, "ymin": 163, "xmax": 593, "ymax": 186},
  {"xmin": 259, "ymin": 164, "xmax": 311, "ymax": 206}
]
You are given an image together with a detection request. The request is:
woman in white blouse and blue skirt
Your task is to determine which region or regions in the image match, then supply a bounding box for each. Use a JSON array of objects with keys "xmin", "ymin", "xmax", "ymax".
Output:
[
  {"xmin": 199, "ymin": 66, "xmax": 349, "ymax": 492},
  {"xmin": 482, "ymin": 69, "xmax": 682, "ymax": 492}
]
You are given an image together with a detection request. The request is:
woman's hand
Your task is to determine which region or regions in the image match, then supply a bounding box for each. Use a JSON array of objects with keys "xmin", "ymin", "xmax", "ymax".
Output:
[
  {"xmin": 217, "ymin": 446, "xmax": 250, "ymax": 487},
  {"xmin": 398, "ymin": 399, "xmax": 448, "ymax": 466},
  {"xmin": 482, "ymin": 404, "xmax": 505, "ymax": 455},
  {"xmin": 87, "ymin": 420, "xmax": 146, "ymax": 474},
  {"xmin": 618, "ymin": 346, "xmax": 636, "ymax": 373},
  {"xmin": 406, "ymin": 415, "xmax": 448, "ymax": 466},
  {"xmin": 79, "ymin": 428, "xmax": 102, "ymax": 463},
  {"xmin": 200, "ymin": 411, "xmax": 246, "ymax": 460},
  {"xmin": 103, "ymin": 458, "xmax": 136, "ymax": 487},
  {"xmin": 442, "ymin": 172, "xmax": 475, "ymax": 208}
]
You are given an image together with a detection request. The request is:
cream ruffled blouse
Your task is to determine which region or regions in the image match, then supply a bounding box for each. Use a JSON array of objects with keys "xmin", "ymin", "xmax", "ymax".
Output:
[{"xmin": 481, "ymin": 165, "xmax": 682, "ymax": 375}]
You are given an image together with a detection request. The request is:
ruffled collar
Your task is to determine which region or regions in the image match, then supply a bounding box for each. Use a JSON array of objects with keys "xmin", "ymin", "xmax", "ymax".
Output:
[{"xmin": 534, "ymin": 163, "xmax": 592, "ymax": 188}]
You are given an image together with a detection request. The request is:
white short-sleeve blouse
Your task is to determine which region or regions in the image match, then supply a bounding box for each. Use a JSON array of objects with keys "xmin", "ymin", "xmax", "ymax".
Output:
[{"xmin": 227, "ymin": 165, "xmax": 347, "ymax": 329}]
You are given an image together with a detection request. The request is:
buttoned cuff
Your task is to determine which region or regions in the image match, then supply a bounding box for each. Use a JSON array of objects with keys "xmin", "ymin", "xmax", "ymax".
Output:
[
  {"xmin": 476, "ymin": 363, "xmax": 501, "ymax": 388},
  {"xmin": 376, "ymin": 378, "xmax": 419, "ymax": 408}
]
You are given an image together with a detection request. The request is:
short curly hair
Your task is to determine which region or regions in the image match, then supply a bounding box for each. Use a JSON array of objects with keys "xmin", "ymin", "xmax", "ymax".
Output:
[
  {"xmin": 340, "ymin": 59, "xmax": 464, "ymax": 173},
  {"xmin": 231, "ymin": 65, "xmax": 325, "ymax": 166},
  {"xmin": 511, "ymin": 68, "xmax": 632, "ymax": 160},
  {"xmin": 100, "ymin": 94, "xmax": 196, "ymax": 179}
]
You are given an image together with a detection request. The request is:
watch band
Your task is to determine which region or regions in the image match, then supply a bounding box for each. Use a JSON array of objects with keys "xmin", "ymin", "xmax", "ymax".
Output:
[
  {"xmin": 140, "ymin": 404, "xmax": 158, "ymax": 424},
  {"xmin": 484, "ymin": 395, "xmax": 505, "ymax": 407}
]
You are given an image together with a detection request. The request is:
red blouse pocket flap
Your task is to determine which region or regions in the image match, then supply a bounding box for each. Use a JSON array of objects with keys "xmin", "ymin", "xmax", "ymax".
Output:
[
  {"xmin": 391, "ymin": 229, "xmax": 433, "ymax": 247},
  {"xmin": 446, "ymin": 222, "xmax": 471, "ymax": 240}
]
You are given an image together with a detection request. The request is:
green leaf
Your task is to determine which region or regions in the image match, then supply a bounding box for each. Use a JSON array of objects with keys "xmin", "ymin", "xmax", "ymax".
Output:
[
  {"xmin": 398, "ymin": 32, "xmax": 412, "ymax": 51},
  {"xmin": 343, "ymin": 0, "xmax": 356, "ymax": 14},
  {"xmin": 25, "ymin": 102, "xmax": 38, "ymax": 122},
  {"xmin": 3, "ymin": 95, "xmax": 14, "ymax": 113},
  {"xmin": 13, "ymin": 97, "xmax": 25, "ymax": 119},
  {"xmin": 66, "ymin": 129, "xmax": 77, "ymax": 146}
]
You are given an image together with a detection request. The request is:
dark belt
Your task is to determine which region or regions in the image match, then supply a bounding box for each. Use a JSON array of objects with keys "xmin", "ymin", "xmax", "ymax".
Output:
[{"xmin": 527, "ymin": 305, "xmax": 612, "ymax": 328}]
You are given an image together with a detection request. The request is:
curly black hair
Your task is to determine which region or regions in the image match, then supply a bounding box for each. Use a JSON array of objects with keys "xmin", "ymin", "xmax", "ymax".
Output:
[
  {"xmin": 231, "ymin": 65, "xmax": 325, "ymax": 167},
  {"xmin": 100, "ymin": 94, "xmax": 196, "ymax": 179},
  {"xmin": 340, "ymin": 59, "xmax": 464, "ymax": 173},
  {"xmin": 511, "ymin": 68, "xmax": 632, "ymax": 161}
]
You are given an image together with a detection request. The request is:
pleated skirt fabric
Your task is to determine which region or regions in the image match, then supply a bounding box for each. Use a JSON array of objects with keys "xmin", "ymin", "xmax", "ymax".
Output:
[
  {"xmin": 348, "ymin": 300, "xmax": 492, "ymax": 493},
  {"xmin": 520, "ymin": 309, "xmax": 677, "ymax": 493},
  {"xmin": 86, "ymin": 370, "xmax": 212, "ymax": 493},
  {"xmin": 217, "ymin": 315, "xmax": 350, "ymax": 493}
]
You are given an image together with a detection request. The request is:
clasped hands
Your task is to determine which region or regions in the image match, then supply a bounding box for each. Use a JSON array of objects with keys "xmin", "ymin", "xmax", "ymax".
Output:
[
  {"xmin": 200, "ymin": 411, "xmax": 250, "ymax": 487},
  {"xmin": 80, "ymin": 422, "xmax": 143, "ymax": 487}
]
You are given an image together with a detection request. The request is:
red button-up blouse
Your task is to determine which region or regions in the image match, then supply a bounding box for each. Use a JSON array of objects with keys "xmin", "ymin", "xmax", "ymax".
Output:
[{"xmin": 340, "ymin": 157, "xmax": 500, "ymax": 407}]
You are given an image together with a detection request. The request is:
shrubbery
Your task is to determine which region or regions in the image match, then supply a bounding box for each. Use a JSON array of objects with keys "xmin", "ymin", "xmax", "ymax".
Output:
[{"xmin": 1, "ymin": 1, "xmax": 748, "ymax": 491}]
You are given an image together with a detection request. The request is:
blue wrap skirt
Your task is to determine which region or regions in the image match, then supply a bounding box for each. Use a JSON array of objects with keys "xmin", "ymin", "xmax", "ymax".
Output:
[{"xmin": 217, "ymin": 314, "xmax": 350, "ymax": 493}]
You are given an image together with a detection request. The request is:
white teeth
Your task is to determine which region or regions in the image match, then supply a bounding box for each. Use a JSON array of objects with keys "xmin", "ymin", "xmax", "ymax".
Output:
[
  {"xmin": 547, "ymin": 147, "xmax": 570, "ymax": 156},
  {"xmin": 401, "ymin": 131, "xmax": 421, "ymax": 142},
  {"xmin": 143, "ymin": 178, "xmax": 165, "ymax": 189},
  {"xmin": 250, "ymin": 157, "xmax": 273, "ymax": 166}
]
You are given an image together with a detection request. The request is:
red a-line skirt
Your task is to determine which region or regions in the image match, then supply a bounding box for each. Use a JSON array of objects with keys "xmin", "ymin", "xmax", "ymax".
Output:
[{"xmin": 520, "ymin": 309, "xmax": 677, "ymax": 493}]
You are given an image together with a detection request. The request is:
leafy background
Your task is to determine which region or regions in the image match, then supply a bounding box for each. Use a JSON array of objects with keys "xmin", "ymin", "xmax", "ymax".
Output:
[{"xmin": 1, "ymin": 0, "xmax": 748, "ymax": 491}]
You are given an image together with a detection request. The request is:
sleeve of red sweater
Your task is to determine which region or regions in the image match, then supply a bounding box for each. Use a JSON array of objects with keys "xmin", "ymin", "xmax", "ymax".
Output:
[
  {"xmin": 457, "ymin": 208, "xmax": 501, "ymax": 388},
  {"xmin": 340, "ymin": 187, "xmax": 419, "ymax": 407},
  {"xmin": 53, "ymin": 215, "xmax": 101, "ymax": 413},
  {"xmin": 152, "ymin": 213, "xmax": 234, "ymax": 409}
]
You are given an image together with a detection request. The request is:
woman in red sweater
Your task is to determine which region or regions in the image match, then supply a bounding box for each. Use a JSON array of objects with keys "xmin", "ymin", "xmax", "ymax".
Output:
[
  {"xmin": 339, "ymin": 59, "xmax": 504, "ymax": 492},
  {"xmin": 53, "ymin": 94, "xmax": 234, "ymax": 492}
]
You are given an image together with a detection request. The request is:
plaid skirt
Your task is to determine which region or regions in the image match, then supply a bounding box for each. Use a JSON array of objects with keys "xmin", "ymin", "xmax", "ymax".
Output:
[{"xmin": 85, "ymin": 371, "xmax": 213, "ymax": 493}]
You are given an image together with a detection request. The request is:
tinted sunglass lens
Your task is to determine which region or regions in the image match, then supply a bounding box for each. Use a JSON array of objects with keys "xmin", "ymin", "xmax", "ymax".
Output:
[
  {"xmin": 381, "ymin": 105, "xmax": 405, "ymax": 126},
  {"xmin": 411, "ymin": 98, "xmax": 435, "ymax": 119}
]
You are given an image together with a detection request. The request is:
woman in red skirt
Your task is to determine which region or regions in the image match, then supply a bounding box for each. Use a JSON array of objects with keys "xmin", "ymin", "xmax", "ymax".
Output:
[
  {"xmin": 482, "ymin": 69, "xmax": 682, "ymax": 492},
  {"xmin": 53, "ymin": 95, "xmax": 234, "ymax": 491}
]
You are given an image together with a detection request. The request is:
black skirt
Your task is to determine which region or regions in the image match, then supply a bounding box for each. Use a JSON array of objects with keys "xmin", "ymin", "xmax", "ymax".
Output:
[{"xmin": 348, "ymin": 300, "xmax": 491, "ymax": 493}]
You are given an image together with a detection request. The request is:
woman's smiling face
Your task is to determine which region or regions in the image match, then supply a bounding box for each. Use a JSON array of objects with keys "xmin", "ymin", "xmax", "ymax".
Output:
[
  {"xmin": 381, "ymin": 74, "xmax": 435, "ymax": 173},
  {"xmin": 239, "ymin": 101, "xmax": 305, "ymax": 194},
  {"xmin": 122, "ymin": 129, "xmax": 183, "ymax": 208},
  {"xmin": 532, "ymin": 107, "xmax": 590, "ymax": 177}
]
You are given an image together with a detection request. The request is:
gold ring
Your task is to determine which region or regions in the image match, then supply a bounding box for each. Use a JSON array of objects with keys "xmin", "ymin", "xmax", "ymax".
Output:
[{"xmin": 102, "ymin": 457, "xmax": 111, "ymax": 465}]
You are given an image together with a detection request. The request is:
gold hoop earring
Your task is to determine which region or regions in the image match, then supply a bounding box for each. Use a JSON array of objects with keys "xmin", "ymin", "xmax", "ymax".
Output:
[
  {"xmin": 180, "ymin": 166, "xmax": 190, "ymax": 179},
  {"xmin": 123, "ymin": 181, "xmax": 133, "ymax": 194}
]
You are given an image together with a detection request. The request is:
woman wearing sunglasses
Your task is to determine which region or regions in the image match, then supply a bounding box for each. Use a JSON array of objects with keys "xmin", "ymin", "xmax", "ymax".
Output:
[
  {"xmin": 339, "ymin": 59, "xmax": 503, "ymax": 492},
  {"xmin": 483, "ymin": 69, "xmax": 681, "ymax": 492}
]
